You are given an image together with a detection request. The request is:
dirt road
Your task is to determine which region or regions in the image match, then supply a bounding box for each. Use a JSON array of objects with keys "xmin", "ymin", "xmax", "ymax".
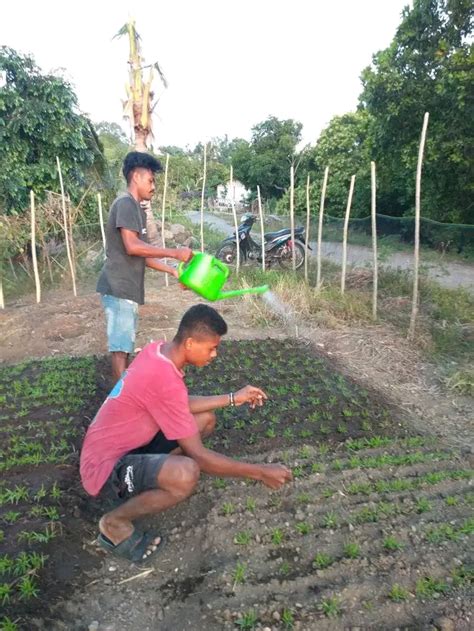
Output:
[{"xmin": 190, "ymin": 211, "xmax": 474, "ymax": 292}]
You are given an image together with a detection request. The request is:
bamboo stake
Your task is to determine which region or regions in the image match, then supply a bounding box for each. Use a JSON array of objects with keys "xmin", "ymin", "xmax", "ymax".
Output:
[
  {"xmin": 304, "ymin": 175, "xmax": 311, "ymax": 283},
  {"xmin": 341, "ymin": 175, "xmax": 356, "ymax": 295},
  {"xmin": 30, "ymin": 191, "xmax": 41, "ymax": 303},
  {"xmin": 8, "ymin": 257, "xmax": 17, "ymax": 280},
  {"xmin": 0, "ymin": 274, "xmax": 4, "ymax": 309},
  {"xmin": 67, "ymin": 194, "xmax": 77, "ymax": 279},
  {"xmin": 161, "ymin": 153, "xmax": 170, "ymax": 287},
  {"xmin": 97, "ymin": 193, "xmax": 106, "ymax": 257},
  {"xmin": 200, "ymin": 144, "xmax": 207, "ymax": 252},
  {"xmin": 230, "ymin": 165, "xmax": 240, "ymax": 273},
  {"xmin": 257, "ymin": 185, "xmax": 265, "ymax": 271},
  {"xmin": 371, "ymin": 161, "xmax": 378, "ymax": 320},
  {"xmin": 408, "ymin": 112, "xmax": 429, "ymax": 340},
  {"xmin": 316, "ymin": 167, "xmax": 329, "ymax": 290},
  {"xmin": 56, "ymin": 157, "xmax": 77, "ymax": 296},
  {"xmin": 290, "ymin": 164, "xmax": 296, "ymax": 271}
]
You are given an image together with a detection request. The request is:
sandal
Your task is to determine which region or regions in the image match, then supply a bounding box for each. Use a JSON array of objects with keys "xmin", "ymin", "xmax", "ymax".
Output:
[{"xmin": 97, "ymin": 530, "xmax": 164, "ymax": 564}]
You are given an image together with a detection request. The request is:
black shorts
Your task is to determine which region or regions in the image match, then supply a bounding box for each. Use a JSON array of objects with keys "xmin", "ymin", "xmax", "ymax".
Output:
[{"xmin": 101, "ymin": 431, "xmax": 179, "ymax": 502}]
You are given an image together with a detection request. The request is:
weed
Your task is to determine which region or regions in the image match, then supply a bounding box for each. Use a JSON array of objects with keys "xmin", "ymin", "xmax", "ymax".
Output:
[
  {"xmin": 235, "ymin": 610, "xmax": 258, "ymax": 629},
  {"xmin": 343, "ymin": 542, "xmax": 360, "ymax": 559},
  {"xmin": 233, "ymin": 531, "xmax": 251, "ymax": 545},
  {"xmin": 388, "ymin": 584, "xmax": 409, "ymax": 602},
  {"xmin": 319, "ymin": 596, "xmax": 341, "ymax": 618},
  {"xmin": 313, "ymin": 553, "xmax": 333, "ymax": 569}
]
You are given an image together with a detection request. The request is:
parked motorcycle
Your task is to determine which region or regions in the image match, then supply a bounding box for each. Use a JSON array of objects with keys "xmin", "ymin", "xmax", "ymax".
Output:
[{"xmin": 215, "ymin": 213, "xmax": 310, "ymax": 270}]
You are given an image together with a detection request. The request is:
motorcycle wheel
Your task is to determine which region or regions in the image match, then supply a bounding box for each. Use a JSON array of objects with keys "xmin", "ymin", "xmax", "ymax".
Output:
[
  {"xmin": 216, "ymin": 243, "xmax": 237, "ymax": 265},
  {"xmin": 278, "ymin": 240, "xmax": 305, "ymax": 270}
]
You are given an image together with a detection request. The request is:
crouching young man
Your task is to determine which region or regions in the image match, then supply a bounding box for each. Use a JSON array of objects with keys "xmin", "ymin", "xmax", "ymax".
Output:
[{"xmin": 80, "ymin": 304, "xmax": 292, "ymax": 563}]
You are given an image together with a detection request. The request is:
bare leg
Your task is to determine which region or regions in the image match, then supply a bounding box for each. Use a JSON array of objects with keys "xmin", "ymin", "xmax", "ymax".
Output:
[
  {"xmin": 99, "ymin": 455, "xmax": 199, "ymax": 556},
  {"xmin": 168, "ymin": 411, "xmax": 216, "ymax": 455},
  {"xmin": 111, "ymin": 351, "xmax": 128, "ymax": 384}
]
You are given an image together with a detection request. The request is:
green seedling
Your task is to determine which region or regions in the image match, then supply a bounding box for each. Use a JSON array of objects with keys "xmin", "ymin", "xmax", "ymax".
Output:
[
  {"xmin": 279, "ymin": 561, "xmax": 291, "ymax": 575},
  {"xmin": 451, "ymin": 565, "xmax": 474, "ymax": 588},
  {"xmin": 322, "ymin": 488, "xmax": 334, "ymax": 499},
  {"xmin": 281, "ymin": 608, "xmax": 294, "ymax": 629},
  {"xmin": 222, "ymin": 502, "xmax": 234, "ymax": 516},
  {"xmin": 299, "ymin": 446, "xmax": 311, "ymax": 459},
  {"xmin": 311, "ymin": 463, "xmax": 323, "ymax": 473},
  {"xmin": 271, "ymin": 528, "xmax": 284, "ymax": 545},
  {"xmin": 383, "ymin": 536, "xmax": 403, "ymax": 551},
  {"xmin": 235, "ymin": 610, "xmax": 258, "ymax": 629},
  {"xmin": 445, "ymin": 496, "xmax": 459, "ymax": 506},
  {"xmin": 313, "ymin": 553, "xmax": 333, "ymax": 569},
  {"xmin": 416, "ymin": 498, "xmax": 432, "ymax": 513},
  {"xmin": 388, "ymin": 584, "xmax": 409, "ymax": 602},
  {"xmin": 292, "ymin": 466, "xmax": 304, "ymax": 478},
  {"xmin": 213, "ymin": 478, "xmax": 227, "ymax": 489},
  {"xmin": 283, "ymin": 428, "xmax": 294, "ymax": 439},
  {"xmin": 232, "ymin": 561, "xmax": 246, "ymax": 588},
  {"xmin": 2, "ymin": 511, "xmax": 21, "ymax": 524},
  {"xmin": 295, "ymin": 521, "xmax": 311, "ymax": 535},
  {"xmin": 332, "ymin": 459, "xmax": 343, "ymax": 471},
  {"xmin": 323, "ymin": 512, "xmax": 338, "ymax": 529},
  {"xmin": 343, "ymin": 542, "xmax": 360, "ymax": 559},
  {"xmin": 319, "ymin": 596, "xmax": 341, "ymax": 618},
  {"xmin": 416, "ymin": 576, "xmax": 448, "ymax": 599},
  {"xmin": 266, "ymin": 428, "xmax": 276, "ymax": 438},
  {"xmin": 50, "ymin": 483, "xmax": 62, "ymax": 500},
  {"xmin": 245, "ymin": 497, "xmax": 256, "ymax": 512},
  {"xmin": 0, "ymin": 616, "xmax": 18, "ymax": 631},
  {"xmin": 0, "ymin": 583, "xmax": 12, "ymax": 605},
  {"xmin": 233, "ymin": 531, "xmax": 251, "ymax": 545},
  {"xmin": 299, "ymin": 429, "xmax": 312, "ymax": 439},
  {"xmin": 336, "ymin": 423, "xmax": 348, "ymax": 434},
  {"xmin": 18, "ymin": 575, "xmax": 39, "ymax": 600},
  {"xmin": 297, "ymin": 492, "xmax": 310, "ymax": 505}
]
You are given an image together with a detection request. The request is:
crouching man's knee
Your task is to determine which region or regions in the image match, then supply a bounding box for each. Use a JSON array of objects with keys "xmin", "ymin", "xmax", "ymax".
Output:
[{"xmin": 158, "ymin": 455, "xmax": 200, "ymax": 500}]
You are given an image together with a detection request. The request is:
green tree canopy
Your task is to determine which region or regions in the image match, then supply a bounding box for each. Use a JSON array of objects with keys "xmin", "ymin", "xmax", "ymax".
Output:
[
  {"xmin": 0, "ymin": 46, "xmax": 104, "ymax": 214},
  {"xmin": 232, "ymin": 116, "xmax": 303, "ymax": 199},
  {"xmin": 359, "ymin": 0, "xmax": 473, "ymax": 222}
]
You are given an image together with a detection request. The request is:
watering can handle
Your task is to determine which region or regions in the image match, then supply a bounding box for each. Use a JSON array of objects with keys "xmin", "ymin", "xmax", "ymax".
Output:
[
  {"xmin": 213, "ymin": 257, "xmax": 230, "ymax": 278},
  {"xmin": 177, "ymin": 252, "xmax": 197, "ymax": 277}
]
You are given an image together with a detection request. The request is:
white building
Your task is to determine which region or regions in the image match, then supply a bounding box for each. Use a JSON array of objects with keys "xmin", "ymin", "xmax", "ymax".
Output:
[{"xmin": 215, "ymin": 180, "xmax": 249, "ymax": 208}]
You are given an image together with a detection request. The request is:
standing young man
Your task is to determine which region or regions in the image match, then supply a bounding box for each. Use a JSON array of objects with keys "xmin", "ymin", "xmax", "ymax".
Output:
[
  {"xmin": 97, "ymin": 151, "xmax": 193, "ymax": 383},
  {"xmin": 80, "ymin": 304, "xmax": 292, "ymax": 563}
]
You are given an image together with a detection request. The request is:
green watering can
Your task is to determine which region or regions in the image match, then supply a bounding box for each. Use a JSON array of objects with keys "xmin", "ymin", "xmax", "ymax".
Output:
[{"xmin": 177, "ymin": 252, "xmax": 268, "ymax": 301}]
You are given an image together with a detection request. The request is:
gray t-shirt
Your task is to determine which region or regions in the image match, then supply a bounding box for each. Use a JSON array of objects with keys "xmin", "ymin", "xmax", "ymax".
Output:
[{"xmin": 96, "ymin": 193, "xmax": 148, "ymax": 304}]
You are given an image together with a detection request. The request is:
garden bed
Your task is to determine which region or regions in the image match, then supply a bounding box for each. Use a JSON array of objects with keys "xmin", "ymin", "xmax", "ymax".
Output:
[{"xmin": 0, "ymin": 340, "xmax": 472, "ymax": 630}]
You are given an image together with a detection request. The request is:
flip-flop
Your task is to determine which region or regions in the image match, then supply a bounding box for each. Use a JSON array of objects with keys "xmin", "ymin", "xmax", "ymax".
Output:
[{"xmin": 97, "ymin": 530, "xmax": 164, "ymax": 564}]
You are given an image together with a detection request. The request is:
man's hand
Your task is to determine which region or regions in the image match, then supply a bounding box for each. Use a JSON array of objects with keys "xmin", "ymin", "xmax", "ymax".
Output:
[
  {"xmin": 259, "ymin": 464, "xmax": 293, "ymax": 489},
  {"xmin": 174, "ymin": 247, "xmax": 193, "ymax": 263},
  {"xmin": 234, "ymin": 385, "xmax": 268, "ymax": 409}
]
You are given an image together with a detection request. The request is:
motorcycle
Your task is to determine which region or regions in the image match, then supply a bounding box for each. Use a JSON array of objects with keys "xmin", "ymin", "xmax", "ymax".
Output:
[{"xmin": 215, "ymin": 213, "xmax": 310, "ymax": 270}]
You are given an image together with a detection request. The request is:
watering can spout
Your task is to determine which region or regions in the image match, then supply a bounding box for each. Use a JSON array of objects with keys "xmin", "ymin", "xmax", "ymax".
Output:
[{"xmin": 216, "ymin": 285, "xmax": 269, "ymax": 300}]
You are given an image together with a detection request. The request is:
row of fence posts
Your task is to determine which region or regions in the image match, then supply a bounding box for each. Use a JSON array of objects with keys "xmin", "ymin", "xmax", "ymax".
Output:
[{"xmin": 2, "ymin": 114, "xmax": 429, "ymax": 342}]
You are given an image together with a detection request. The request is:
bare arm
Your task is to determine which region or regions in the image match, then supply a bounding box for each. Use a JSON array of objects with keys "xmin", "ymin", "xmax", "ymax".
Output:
[
  {"xmin": 178, "ymin": 433, "xmax": 292, "ymax": 489},
  {"xmin": 188, "ymin": 385, "xmax": 268, "ymax": 414},
  {"xmin": 145, "ymin": 258, "xmax": 179, "ymax": 277},
  {"xmin": 120, "ymin": 228, "xmax": 192, "ymax": 262}
]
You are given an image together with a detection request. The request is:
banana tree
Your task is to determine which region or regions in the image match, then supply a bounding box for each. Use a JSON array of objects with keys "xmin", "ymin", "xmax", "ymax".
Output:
[{"xmin": 114, "ymin": 20, "xmax": 168, "ymax": 244}]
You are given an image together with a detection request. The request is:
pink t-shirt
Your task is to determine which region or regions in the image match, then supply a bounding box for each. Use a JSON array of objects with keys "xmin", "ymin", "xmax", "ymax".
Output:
[{"xmin": 80, "ymin": 341, "xmax": 198, "ymax": 496}]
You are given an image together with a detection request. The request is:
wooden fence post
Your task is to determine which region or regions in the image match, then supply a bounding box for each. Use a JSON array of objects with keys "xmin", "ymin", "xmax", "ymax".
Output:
[
  {"xmin": 56, "ymin": 157, "xmax": 77, "ymax": 296},
  {"xmin": 341, "ymin": 175, "xmax": 356, "ymax": 295},
  {"xmin": 316, "ymin": 166, "xmax": 329, "ymax": 290},
  {"xmin": 370, "ymin": 162, "xmax": 378, "ymax": 319},
  {"xmin": 161, "ymin": 153, "xmax": 170, "ymax": 287},
  {"xmin": 0, "ymin": 271, "xmax": 4, "ymax": 309},
  {"xmin": 200, "ymin": 143, "xmax": 207, "ymax": 253},
  {"xmin": 230, "ymin": 165, "xmax": 240, "ymax": 273},
  {"xmin": 30, "ymin": 191, "xmax": 41, "ymax": 303},
  {"xmin": 97, "ymin": 193, "xmax": 106, "ymax": 257},
  {"xmin": 408, "ymin": 112, "xmax": 430, "ymax": 340},
  {"xmin": 257, "ymin": 185, "xmax": 265, "ymax": 272},
  {"xmin": 304, "ymin": 175, "xmax": 311, "ymax": 283},
  {"xmin": 290, "ymin": 164, "xmax": 296, "ymax": 271}
]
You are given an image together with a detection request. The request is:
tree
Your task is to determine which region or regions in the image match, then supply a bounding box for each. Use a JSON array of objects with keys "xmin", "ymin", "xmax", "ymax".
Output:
[
  {"xmin": 95, "ymin": 121, "xmax": 131, "ymax": 192},
  {"xmin": 232, "ymin": 116, "xmax": 303, "ymax": 199},
  {"xmin": 359, "ymin": 0, "xmax": 473, "ymax": 222},
  {"xmin": 0, "ymin": 46, "xmax": 103, "ymax": 214}
]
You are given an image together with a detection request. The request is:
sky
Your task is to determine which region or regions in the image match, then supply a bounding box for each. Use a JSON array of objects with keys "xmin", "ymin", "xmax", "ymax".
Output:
[{"xmin": 1, "ymin": 0, "xmax": 410, "ymax": 148}]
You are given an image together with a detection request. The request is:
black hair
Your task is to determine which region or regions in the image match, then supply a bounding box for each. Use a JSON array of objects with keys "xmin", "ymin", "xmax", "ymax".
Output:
[
  {"xmin": 174, "ymin": 304, "xmax": 228, "ymax": 343},
  {"xmin": 122, "ymin": 151, "xmax": 162, "ymax": 184}
]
